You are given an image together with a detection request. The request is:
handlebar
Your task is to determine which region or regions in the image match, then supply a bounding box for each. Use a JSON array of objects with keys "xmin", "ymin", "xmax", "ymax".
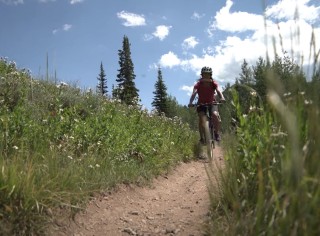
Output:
[{"xmin": 188, "ymin": 102, "xmax": 224, "ymax": 108}]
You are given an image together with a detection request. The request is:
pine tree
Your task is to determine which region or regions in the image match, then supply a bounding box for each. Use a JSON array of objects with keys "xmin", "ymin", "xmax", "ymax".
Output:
[
  {"xmin": 96, "ymin": 62, "xmax": 108, "ymax": 96},
  {"xmin": 152, "ymin": 67, "xmax": 168, "ymax": 115},
  {"xmin": 115, "ymin": 35, "xmax": 139, "ymax": 105},
  {"xmin": 253, "ymin": 57, "xmax": 268, "ymax": 103},
  {"xmin": 238, "ymin": 59, "xmax": 254, "ymax": 86}
]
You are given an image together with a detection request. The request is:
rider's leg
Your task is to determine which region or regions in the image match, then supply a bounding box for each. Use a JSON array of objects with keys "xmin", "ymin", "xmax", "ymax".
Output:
[
  {"xmin": 198, "ymin": 111, "xmax": 207, "ymax": 144},
  {"xmin": 212, "ymin": 111, "xmax": 221, "ymax": 141}
]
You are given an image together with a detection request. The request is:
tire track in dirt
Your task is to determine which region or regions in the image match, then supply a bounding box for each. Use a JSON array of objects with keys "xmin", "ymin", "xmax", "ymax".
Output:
[{"xmin": 52, "ymin": 147, "xmax": 224, "ymax": 236}]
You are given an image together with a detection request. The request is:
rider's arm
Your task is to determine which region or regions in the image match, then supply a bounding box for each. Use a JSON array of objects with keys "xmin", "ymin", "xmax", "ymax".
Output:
[
  {"xmin": 188, "ymin": 88, "xmax": 197, "ymax": 107},
  {"xmin": 216, "ymin": 88, "xmax": 225, "ymax": 102}
]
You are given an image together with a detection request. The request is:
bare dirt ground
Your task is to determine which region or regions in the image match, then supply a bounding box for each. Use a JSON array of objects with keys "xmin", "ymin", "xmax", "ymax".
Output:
[{"xmin": 52, "ymin": 147, "xmax": 224, "ymax": 236}]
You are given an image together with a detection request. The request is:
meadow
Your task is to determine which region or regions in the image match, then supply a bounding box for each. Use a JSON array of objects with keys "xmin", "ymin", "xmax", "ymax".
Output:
[{"xmin": 0, "ymin": 57, "xmax": 197, "ymax": 235}]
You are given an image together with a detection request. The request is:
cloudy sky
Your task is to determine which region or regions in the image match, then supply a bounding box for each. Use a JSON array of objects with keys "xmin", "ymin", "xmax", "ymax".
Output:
[{"xmin": 1, "ymin": 0, "xmax": 319, "ymax": 109}]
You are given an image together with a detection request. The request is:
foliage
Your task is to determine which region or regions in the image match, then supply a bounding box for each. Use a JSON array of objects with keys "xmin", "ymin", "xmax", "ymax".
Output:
[
  {"xmin": 0, "ymin": 57, "xmax": 197, "ymax": 235},
  {"xmin": 237, "ymin": 59, "xmax": 255, "ymax": 86},
  {"xmin": 114, "ymin": 35, "xmax": 139, "ymax": 105},
  {"xmin": 208, "ymin": 53, "xmax": 320, "ymax": 235},
  {"xmin": 152, "ymin": 67, "xmax": 169, "ymax": 115},
  {"xmin": 96, "ymin": 62, "xmax": 108, "ymax": 96}
]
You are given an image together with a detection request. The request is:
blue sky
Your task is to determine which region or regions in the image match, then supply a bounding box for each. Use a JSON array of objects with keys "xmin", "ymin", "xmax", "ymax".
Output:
[{"xmin": 1, "ymin": 0, "xmax": 319, "ymax": 110}]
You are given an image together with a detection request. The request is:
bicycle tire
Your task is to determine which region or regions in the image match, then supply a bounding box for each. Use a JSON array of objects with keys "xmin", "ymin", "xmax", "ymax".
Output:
[{"xmin": 204, "ymin": 120, "xmax": 213, "ymax": 159}]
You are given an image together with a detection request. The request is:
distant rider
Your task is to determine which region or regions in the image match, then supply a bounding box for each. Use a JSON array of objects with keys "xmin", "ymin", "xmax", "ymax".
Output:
[{"xmin": 188, "ymin": 66, "xmax": 225, "ymax": 142}]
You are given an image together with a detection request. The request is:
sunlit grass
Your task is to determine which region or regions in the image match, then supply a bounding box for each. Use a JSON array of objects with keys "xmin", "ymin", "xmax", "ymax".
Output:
[
  {"xmin": 0, "ymin": 57, "xmax": 198, "ymax": 235},
  {"xmin": 206, "ymin": 7, "xmax": 320, "ymax": 236}
]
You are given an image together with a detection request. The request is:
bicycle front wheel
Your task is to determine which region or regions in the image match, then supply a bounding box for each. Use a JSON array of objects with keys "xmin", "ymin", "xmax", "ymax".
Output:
[{"xmin": 204, "ymin": 120, "xmax": 214, "ymax": 159}]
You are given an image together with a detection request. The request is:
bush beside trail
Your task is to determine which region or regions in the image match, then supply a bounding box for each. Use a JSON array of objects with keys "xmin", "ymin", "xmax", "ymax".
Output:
[{"xmin": 208, "ymin": 56, "xmax": 320, "ymax": 235}]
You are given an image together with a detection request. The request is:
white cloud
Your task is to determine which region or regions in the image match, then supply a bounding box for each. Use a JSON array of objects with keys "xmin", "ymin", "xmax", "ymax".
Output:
[
  {"xmin": 52, "ymin": 24, "xmax": 72, "ymax": 34},
  {"xmin": 208, "ymin": 0, "xmax": 264, "ymax": 35},
  {"xmin": 39, "ymin": 0, "xmax": 55, "ymax": 2},
  {"xmin": 152, "ymin": 25, "xmax": 172, "ymax": 41},
  {"xmin": 155, "ymin": 0, "xmax": 319, "ymax": 100},
  {"xmin": 70, "ymin": 0, "xmax": 84, "ymax": 4},
  {"xmin": 159, "ymin": 51, "xmax": 181, "ymax": 68},
  {"xmin": 193, "ymin": 0, "xmax": 319, "ymax": 85},
  {"xmin": 191, "ymin": 12, "xmax": 205, "ymax": 20},
  {"xmin": 143, "ymin": 34, "xmax": 154, "ymax": 41},
  {"xmin": 266, "ymin": 0, "xmax": 320, "ymax": 23},
  {"xmin": 117, "ymin": 11, "xmax": 146, "ymax": 27},
  {"xmin": 0, "ymin": 0, "xmax": 23, "ymax": 4},
  {"xmin": 180, "ymin": 85, "xmax": 194, "ymax": 96},
  {"xmin": 182, "ymin": 36, "xmax": 199, "ymax": 50},
  {"xmin": 63, "ymin": 24, "xmax": 72, "ymax": 31}
]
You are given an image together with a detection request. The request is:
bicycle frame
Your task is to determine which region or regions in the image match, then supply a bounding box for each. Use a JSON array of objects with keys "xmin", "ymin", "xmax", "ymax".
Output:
[{"xmin": 191, "ymin": 102, "xmax": 221, "ymax": 159}]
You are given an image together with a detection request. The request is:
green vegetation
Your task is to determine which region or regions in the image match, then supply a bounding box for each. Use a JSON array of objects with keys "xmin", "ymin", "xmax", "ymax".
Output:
[
  {"xmin": 96, "ymin": 61, "xmax": 108, "ymax": 96},
  {"xmin": 0, "ymin": 57, "xmax": 197, "ymax": 235},
  {"xmin": 152, "ymin": 67, "xmax": 169, "ymax": 115},
  {"xmin": 2, "ymin": 24, "xmax": 319, "ymax": 235},
  {"xmin": 113, "ymin": 35, "xmax": 140, "ymax": 106},
  {"xmin": 208, "ymin": 49, "xmax": 320, "ymax": 235}
]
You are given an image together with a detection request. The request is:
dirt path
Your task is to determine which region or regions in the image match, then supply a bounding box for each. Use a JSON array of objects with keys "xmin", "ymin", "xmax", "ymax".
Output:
[{"xmin": 53, "ymin": 147, "xmax": 224, "ymax": 236}]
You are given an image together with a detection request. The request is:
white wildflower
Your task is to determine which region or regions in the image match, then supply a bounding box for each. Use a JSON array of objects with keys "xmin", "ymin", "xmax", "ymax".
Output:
[{"xmin": 250, "ymin": 91, "xmax": 257, "ymax": 97}]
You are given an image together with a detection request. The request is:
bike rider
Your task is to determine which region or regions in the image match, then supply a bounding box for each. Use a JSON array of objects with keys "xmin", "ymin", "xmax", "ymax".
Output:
[{"xmin": 188, "ymin": 66, "xmax": 225, "ymax": 143}]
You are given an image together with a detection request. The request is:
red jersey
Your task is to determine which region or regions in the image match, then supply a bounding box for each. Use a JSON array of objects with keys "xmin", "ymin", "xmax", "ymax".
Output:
[{"xmin": 194, "ymin": 79, "xmax": 218, "ymax": 104}]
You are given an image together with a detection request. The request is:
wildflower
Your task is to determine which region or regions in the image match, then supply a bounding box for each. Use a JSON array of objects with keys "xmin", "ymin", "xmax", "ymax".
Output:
[
  {"xmin": 304, "ymin": 100, "xmax": 313, "ymax": 105},
  {"xmin": 13, "ymin": 146, "xmax": 18, "ymax": 150},
  {"xmin": 171, "ymin": 142, "xmax": 174, "ymax": 145},
  {"xmin": 250, "ymin": 91, "xmax": 257, "ymax": 97},
  {"xmin": 249, "ymin": 106, "xmax": 255, "ymax": 112},
  {"xmin": 97, "ymin": 141, "xmax": 101, "ymax": 146},
  {"xmin": 88, "ymin": 165, "xmax": 94, "ymax": 169},
  {"xmin": 68, "ymin": 155, "xmax": 73, "ymax": 160},
  {"xmin": 283, "ymin": 92, "xmax": 291, "ymax": 97},
  {"xmin": 95, "ymin": 164, "xmax": 100, "ymax": 168}
]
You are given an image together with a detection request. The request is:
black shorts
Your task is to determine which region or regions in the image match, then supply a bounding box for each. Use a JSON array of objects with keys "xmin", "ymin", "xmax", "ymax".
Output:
[{"xmin": 197, "ymin": 104, "xmax": 213, "ymax": 114}]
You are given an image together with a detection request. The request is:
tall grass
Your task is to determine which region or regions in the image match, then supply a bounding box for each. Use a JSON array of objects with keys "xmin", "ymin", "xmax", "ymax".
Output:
[
  {"xmin": 207, "ymin": 14, "xmax": 320, "ymax": 236},
  {"xmin": 0, "ymin": 57, "xmax": 198, "ymax": 235}
]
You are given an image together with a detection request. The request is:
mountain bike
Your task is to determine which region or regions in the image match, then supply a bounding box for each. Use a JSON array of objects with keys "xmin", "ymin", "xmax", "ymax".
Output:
[{"xmin": 190, "ymin": 102, "xmax": 222, "ymax": 159}]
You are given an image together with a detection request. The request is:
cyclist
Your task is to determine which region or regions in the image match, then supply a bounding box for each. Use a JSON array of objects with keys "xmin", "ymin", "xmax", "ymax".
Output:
[{"xmin": 188, "ymin": 66, "xmax": 225, "ymax": 143}]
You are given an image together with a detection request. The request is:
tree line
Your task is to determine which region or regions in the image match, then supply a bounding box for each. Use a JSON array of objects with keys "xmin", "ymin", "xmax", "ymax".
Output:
[
  {"xmin": 96, "ymin": 35, "xmax": 198, "ymax": 129},
  {"xmin": 96, "ymin": 35, "xmax": 320, "ymax": 132}
]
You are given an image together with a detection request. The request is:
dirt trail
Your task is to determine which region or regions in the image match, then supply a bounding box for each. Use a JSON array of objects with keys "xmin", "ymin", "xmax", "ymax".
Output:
[{"xmin": 53, "ymin": 147, "xmax": 224, "ymax": 236}]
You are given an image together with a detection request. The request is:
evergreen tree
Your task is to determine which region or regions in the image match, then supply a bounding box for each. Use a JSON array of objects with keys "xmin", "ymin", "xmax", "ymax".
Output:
[
  {"xmin": 238, "ymin": 59, "xmax": 254, "ymax": 86},
  {"xmin": 253, "ymin": 57, "xmax": 268, "ymax": 103},
  {"xmin": 115, "ymin": 35, "xmax": 139, "ymax": 105},
  {"xmin": 152, "ymin": 67, "xmax": 168, "ymax": 115},
  {"xmin": 271, "ymin": 53, "xmax": 306, "ymax": 94},
  {"xmin": 96, "ymin": 62, "xmax": 107, "ymax": 96},
  {"xmin": 165, "ymin": 95, "xmax": 198, "ymax": 130}
]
